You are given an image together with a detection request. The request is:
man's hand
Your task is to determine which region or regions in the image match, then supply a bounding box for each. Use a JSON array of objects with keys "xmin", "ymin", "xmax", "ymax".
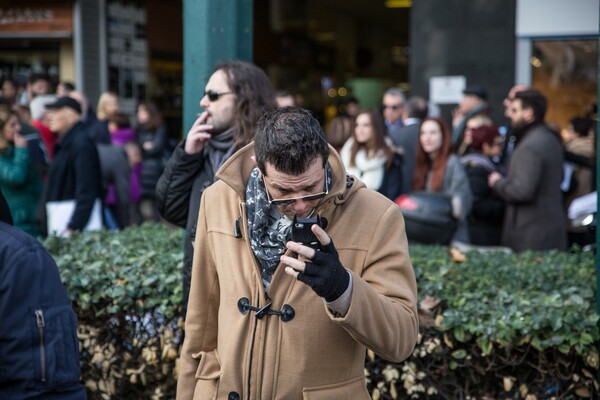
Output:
[
  {"xmin": 281, "ymin": 224, "xmax": 350, "ymax": 302},
  {"xmin": 183, "ymin": 111, "xmax": 213, "ymax": 155},
  {"xmin": 488, "ymin": 171, "xmax": 503, "ymax": 187}
]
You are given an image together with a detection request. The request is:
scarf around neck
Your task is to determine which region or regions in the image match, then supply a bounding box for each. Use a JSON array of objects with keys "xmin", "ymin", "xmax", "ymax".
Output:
[{"xmin": 205, "ymin": 128, "xmax": 235, "ymax": 175}]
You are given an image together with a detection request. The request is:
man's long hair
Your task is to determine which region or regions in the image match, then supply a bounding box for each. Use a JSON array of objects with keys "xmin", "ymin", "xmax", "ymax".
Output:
[
  {"xmin": 412, "ymin": 117, "xmax": 452, "ymax": 192},
  {"xmin": 215, "ymin": 61, "xmax": 277, "ymax": 149}
]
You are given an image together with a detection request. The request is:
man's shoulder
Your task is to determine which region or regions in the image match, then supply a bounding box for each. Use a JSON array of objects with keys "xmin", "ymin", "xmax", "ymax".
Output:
[
  {"xmin": 0, "ymin": 222, "xmax": 41, "ymax": 262},
  {"xmin": 388, "ymin": 124, "xmax": 419, "ymax": 145}
]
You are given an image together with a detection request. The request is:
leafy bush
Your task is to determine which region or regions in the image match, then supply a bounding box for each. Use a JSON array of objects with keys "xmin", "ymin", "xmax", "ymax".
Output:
[
  {"xmin": 45, "ymin": 224, "xmax": 598, "ymax": 399},
  {"xmin": 45, "ymin": 223, "xmax": 184, "ymax": 399}
]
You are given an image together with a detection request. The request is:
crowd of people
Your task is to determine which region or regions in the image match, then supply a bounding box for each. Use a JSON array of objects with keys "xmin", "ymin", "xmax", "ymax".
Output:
[
  {"xmin": 0, "ymin": 61, "xmax": 596, "ymax": 399},
  {"xmin": 0, "ymin": 74, "xmax": 171, "ymax": 238}
]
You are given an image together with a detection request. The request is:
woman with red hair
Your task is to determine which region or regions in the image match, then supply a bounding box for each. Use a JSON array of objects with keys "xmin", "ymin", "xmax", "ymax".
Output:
[{"xmin": 413, "ymin": 117, "xmax": 472, "ymax": 243}]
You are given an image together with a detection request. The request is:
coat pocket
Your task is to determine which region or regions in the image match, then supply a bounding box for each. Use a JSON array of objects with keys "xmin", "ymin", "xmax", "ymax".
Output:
[
  {"xmin": 192, "ymin": 350, "xmax": 221, "ymax": 400},
  {"xmin": 30, "ymin": 304, "xmax": 81, "ymax": 387},
  {"xmin": 302, "ymin": 375, "xmax": 370, "ymax": 400}
]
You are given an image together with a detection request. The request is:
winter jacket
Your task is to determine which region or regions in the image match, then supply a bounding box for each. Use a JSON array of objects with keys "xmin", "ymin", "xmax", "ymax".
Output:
[
  {"xmin": 137, "ymin": 124, "xmax": 168, "ymax": 198},
  {"xmin": 461, "ymin": 153, "xmax": 505, "ymax": 246},
  {"xmin": 0, "ymin": 145, "xmax": 43, "ymax": 237},
  {"xmin": 155, "ymin": 141, "xmax": 226, "ymax": 309},
  {"xmin": 492, "ymin": 124, "xmax": 567, "ymax": 252},
  {"xmin": 44, "ymin": 122, "xmax": 103, "ymax": 231},
  {"xmin": 0, "ymin": 222, "xmax": 86, "ymax": 400},
  {"xmin": 176, "ymin": 143, "xmax": 418, "ymax": 400}
]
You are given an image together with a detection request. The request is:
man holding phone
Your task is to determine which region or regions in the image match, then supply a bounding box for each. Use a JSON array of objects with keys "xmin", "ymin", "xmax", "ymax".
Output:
[
  {"xmin": 156, "ymin": 61, "xmax": 276, "ymax": 313},
  {"xmin": 176, "ymin": 107, "xmax": 418, "ymax": 400}
]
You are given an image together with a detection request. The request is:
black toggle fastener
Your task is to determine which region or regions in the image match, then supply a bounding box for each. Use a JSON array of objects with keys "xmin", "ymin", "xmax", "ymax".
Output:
[
  {"xmin": 237, "ymin": 297, "xmax": 295, "ymax": 322},
  {"xmin": 234, "ymin": 217, "xmax": 243, "ymax": 238}
]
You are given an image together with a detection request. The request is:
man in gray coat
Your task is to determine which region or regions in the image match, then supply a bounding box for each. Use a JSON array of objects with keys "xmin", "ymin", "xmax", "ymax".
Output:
[{"xmin": 488, "ymin": 89, "xmax": 567, "ymax": 252}]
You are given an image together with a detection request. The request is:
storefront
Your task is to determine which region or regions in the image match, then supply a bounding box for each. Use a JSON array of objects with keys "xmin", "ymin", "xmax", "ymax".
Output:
[
  {"xmin": 0, "ymin": 1, "xmax": 75, "ymax": 91},
  {"xmin": 516, "ymin": 0, "xmax": 598, "ymax": 129}
]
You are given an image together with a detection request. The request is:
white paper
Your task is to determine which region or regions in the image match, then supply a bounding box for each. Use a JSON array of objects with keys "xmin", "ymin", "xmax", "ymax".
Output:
[{"xmin": 46, "ymin": 199, "xmax": 103, "ymax": 237}]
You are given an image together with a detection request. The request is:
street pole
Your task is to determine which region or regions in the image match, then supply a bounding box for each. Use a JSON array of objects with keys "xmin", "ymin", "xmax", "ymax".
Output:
[{"xmin": 182, "ymin": 0, "xmax": 253, "ymax": 135}]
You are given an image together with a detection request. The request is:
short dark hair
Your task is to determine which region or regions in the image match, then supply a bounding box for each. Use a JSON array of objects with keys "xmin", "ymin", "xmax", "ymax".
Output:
[
  {"xmin": 406, "ymin": 96, "xmax": 428, "ymax": 120},
  {"xmin": 569, "ymin": 116, "xmax": 592, "ymax": 137},
  {"xmin": 515, "ymin": 89, "xmax": 547, "ymax": 122},
  {"xmin": 254, "ymin": 106, "xmax": 330, "ymax": 176},
  {"xmin": 214, "ymin": 61, "xmax": 277, "ymax": 149},
  {"xmin": 109, "ymin": 111, "xmax": 131, "ymax": 129}
]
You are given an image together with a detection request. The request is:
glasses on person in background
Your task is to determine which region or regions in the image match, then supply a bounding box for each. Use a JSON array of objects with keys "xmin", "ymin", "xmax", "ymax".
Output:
[
  {"xmin": 263, "ymin": 170, "xmax": 329, "ymax": 206},
  {"xmin": 383, "ymin": 104, "xmax": 402, "ymax": 110},
  {"xmin": 204, "ymin": 90, "xmax": 233, "ymax": 102}
]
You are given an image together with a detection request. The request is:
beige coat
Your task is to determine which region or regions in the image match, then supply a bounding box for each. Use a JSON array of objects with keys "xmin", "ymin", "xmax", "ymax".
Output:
[{"xmin": 176, "ymin": 143, "xmax": 418, "ymax": 400}]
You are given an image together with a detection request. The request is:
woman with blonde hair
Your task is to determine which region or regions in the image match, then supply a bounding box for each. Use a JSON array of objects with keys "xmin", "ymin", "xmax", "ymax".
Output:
[
  {"xmin": 91, "ymin": 91, "xmax": 120, "ymax": 144},
  {"xmin": 340, "ymin": 108, "xmax": 404, "ymax": 200}
]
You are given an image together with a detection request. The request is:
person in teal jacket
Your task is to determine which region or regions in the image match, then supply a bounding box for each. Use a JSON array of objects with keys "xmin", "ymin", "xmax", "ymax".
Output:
[{"xmin": 0, "ymin": 105, "xmax": 43, "ymax": 237}]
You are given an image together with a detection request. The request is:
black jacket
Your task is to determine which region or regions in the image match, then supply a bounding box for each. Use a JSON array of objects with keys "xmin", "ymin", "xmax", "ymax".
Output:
[
  {"xmin": 156, "ymin": 142, "xmax": 226, "ymax": 310},
  {"xmin": 0, "ymin": 222, "xmax": 86, "ymax": 400},
  {"xmin": 45, "ymin": 122, "xmax": 103, "ymax": 231},
  {"xmin": 137, "ymin": 124, "xmax": 169, "ymax": 198},
  {"xmin": 378, "ymin": 152, "xmax": 405, "ymax": 201}
]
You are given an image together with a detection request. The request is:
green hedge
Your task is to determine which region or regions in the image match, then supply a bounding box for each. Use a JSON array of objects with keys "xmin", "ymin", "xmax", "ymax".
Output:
[{"xmin": 44, "ymin": 223, "xmax": 599, "ymax": 399}]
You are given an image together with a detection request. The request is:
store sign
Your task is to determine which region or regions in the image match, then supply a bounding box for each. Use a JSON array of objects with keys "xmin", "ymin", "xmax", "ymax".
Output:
[{"xmin": 0, "ymin": 3, "xmax": 73, "ymax": 35}]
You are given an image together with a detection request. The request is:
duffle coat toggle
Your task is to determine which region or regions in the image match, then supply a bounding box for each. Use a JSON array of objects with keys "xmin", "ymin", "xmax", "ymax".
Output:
[{"xmin": 237, "ymin": 297, "xmax": 295, "ymax": 322}]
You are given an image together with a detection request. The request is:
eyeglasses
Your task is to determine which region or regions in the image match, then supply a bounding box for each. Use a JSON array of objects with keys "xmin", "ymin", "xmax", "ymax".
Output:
[
  {"xmin": 263, "ymin": 170, "xmax": 329, "ymax": 206},
  {"xmin": 204, "ymin": 90, "xmax": 233, "ymax": 102},
  {"xmin": 383, "ymin": 105, "xmax": 401, "ymax": 110}
]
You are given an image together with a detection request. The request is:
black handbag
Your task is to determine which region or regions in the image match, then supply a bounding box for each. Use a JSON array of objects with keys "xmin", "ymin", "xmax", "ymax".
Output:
[{"xmin": 395, "ymin": 191, "xmax": 457, "ymax": 245}]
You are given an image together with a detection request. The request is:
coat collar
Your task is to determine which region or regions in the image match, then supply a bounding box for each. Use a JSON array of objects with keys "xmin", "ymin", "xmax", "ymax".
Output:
[{"xmin": 216, "ymin": 142, "xmax": 352, "ymax": 204}]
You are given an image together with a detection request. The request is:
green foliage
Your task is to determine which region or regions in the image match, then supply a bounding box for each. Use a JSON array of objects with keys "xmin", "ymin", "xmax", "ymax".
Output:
[
  {"xmin": 45, "ymin": 223, "xmax": 184, "ymax": 399},
  {"xmin": 45, "ymin": 225, "xmax": 599, "ymax": 399}
]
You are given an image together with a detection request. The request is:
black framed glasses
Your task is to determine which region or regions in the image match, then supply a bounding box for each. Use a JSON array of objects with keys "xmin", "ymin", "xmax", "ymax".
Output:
[
  {"xmin": 383, "ymin": 104, "xmax": 401, "ymax": 110},
  {"xmin": 204, "ymin": 90, "xmax": 233, "ymax": 102},
  {"xmin": 263, "ymin": 170, "xmax": 329, "ymax": 206}
]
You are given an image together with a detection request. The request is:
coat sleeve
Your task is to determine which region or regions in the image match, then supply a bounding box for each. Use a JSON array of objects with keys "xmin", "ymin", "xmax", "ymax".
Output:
[
  {"xmin": 68, "ymin": 138, "xmax": 102, "ymax": 230},
  {"xmin": 331, "ymin": 203, "xmax": 419, "ymax": 363},
  {"xmin": 176, "ymin": 191, "xmax": 220, "ymax": 400},
  {"xmin": 493, "ymin": 141, "xmax": 542, "ymax": 203},
  {"xmin": 155, "ymin": 143, "xmax": 204, "ymax": 227},
  {"xmin": 0, "ymin": 147, "xmax": 30, "ymax": 185}
]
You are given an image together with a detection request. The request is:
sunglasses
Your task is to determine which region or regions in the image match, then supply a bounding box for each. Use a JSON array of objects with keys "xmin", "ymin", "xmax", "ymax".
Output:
[
  {"xmin": 204, "ymin": 90, "xmax": 233, "ymax": 102},
  {"xmin": 263, "ymin": 170, "xmax": 329, "ymax": 206},
  {"xmin": 383, "ymin": 105, "xmax": 401, "ymax": 110}
]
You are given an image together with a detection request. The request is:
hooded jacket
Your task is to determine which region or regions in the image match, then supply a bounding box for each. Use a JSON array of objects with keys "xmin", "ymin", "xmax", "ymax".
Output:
[{"xmin": 176, "ymin": 143, "xmax": 418, "ymax": 400}]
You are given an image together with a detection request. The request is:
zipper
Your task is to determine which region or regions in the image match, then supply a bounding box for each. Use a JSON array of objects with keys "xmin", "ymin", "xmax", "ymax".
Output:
[{"xmin": 35, "ymin": 309, "xmax": 46, "ymax": 383}]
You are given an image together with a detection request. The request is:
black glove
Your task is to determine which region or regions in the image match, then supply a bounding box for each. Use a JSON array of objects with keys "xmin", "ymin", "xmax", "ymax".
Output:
[{"xmin": 297, "ymin": 240, "xmax": 350, "ymax": 302}]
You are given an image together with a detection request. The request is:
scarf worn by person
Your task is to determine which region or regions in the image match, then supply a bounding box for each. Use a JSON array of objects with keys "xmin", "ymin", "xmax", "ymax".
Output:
[
  {"xmin": 246, "ymin": 165, "xmax": 332, "ymax": 292},
  {"xmin": 205, "ymin": 128, "xmax": 236, "ymax": 175}
]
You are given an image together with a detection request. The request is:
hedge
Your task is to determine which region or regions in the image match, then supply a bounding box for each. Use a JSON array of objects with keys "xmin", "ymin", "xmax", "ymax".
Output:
[{"xmin": 44, "ymin": 223, "xmax": 598, "ymax": 399}]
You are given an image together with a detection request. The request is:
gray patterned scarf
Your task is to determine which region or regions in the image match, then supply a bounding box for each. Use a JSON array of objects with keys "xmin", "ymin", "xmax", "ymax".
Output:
[{"xmin": 246, "ymin": 167, "xmax": 293, "ymax": 290}]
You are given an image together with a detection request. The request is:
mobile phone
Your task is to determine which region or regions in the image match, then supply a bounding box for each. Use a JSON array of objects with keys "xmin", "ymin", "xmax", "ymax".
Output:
[{"xmin": 291, "ymin": 215, "xmax": 323, "ymax": 249}]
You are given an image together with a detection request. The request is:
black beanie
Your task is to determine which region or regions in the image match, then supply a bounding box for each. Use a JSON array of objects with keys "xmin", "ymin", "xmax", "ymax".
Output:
[{"xmin": 0, "ymin": 189, "xmax": 13, "ymax": 225}]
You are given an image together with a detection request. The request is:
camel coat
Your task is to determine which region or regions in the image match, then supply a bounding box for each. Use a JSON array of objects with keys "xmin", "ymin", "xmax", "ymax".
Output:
[{"xmin": 176, "ymin": 143, "xmax": 418, "ymax": 400}]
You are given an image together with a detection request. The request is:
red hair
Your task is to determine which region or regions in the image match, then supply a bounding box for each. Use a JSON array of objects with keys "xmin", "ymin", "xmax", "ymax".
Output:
[{"xmin": 412, "ymin": 117, "xmax": 452, "ymax": 192}]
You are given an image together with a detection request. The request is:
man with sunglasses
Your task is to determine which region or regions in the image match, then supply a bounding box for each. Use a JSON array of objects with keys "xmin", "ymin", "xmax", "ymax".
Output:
[
  {"xmin": 156, "ymin": 61, "xmax": 276, "ymax": 315},
  {"xmin": 176, "ymin": 107, "xmax": 418, "ymax": 400},
  {"xmin": 382, "ymin": 87, "xmax": 406, "ymax": 131}
]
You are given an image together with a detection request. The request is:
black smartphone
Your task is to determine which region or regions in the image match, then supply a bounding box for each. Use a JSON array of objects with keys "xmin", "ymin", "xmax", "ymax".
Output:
[{"xmin": 291, "ymin": 215, "xmax": 322, "ymax": 249}]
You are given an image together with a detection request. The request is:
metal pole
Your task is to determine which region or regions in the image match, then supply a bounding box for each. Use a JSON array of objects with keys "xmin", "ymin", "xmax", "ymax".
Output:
[{"xmin": 182, "ymin": 0, "xmax": 253, "ymax": 136}]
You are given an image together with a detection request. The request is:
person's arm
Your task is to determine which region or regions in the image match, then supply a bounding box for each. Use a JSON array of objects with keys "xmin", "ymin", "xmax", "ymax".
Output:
[
  {"xmin": 155, "ymin": 142, "xmax": 204, "ymax": 227},
  {"xmin": 113, "ymin": 148, "xmax": 131, "ymax": 229},
  {"xmin": 281, "ymin": 202, "xmax": 419, "ymax": 363},
  {"xmin": 68, "ymin": 139, "xmax": 102, "ymax": 230},
  {"xmin": 141, "ymin": 124, "xmax": 168, "ymax": 157},
  {"xmin": 492, "ymin": 144, "xmax": 542, "ymax": 203},
  {"xmin": 0, "ymin": 146, "xmax": 30, "ymax": 185},
  {"xmin": 176, "ymin": 191, "xmax": 220, "ymax": 400}
]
